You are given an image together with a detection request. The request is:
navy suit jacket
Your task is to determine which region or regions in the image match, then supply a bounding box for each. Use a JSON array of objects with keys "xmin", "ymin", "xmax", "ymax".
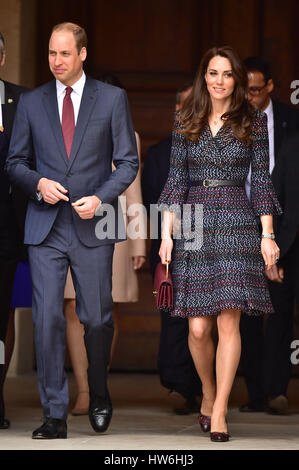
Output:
[
  {"xmin": 272, "ymin": 100, "xmax": 299, "ymax": 162},
  {"xmin": 0, "ymin": 80, "xmax": 28, "ymax": 259},
  {"xmin": 6, "ymin": 76, "xmax": 139, "ymax": 247},
  {"xmin": 272, "ymin": 131, "xmax": 299, "ymax": 259}
]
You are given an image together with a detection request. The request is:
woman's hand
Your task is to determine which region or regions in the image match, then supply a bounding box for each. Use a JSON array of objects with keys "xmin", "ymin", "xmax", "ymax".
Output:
[
  {"xmin": 159, "ymin": 237, "xmax": 173, "ymax": 265},
  {"xmin": 261, "ymin": 238, "xmax": 280, "ymax": 270},
  {"xmin": 132, "ymin": 256, "xmax": 146, "ymax": 270}
]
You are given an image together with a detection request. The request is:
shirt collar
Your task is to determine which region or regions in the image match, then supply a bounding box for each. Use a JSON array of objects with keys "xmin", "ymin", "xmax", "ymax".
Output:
[
  {"xmin": 264, "ymin": 98, "xmax": 273, "ymax": 121},
  {"xmin": 0, "ymin": 79, "xmax": 4, "ymax": 104},
  {"xmin": 56, "ymin": 71, "xmax": 86, "ymax": 98}
]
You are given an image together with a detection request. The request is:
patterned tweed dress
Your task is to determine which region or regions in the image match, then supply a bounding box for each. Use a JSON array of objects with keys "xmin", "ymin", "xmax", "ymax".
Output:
[{"xmin": 158, "ymin": 110, "xmax": 282, "ymax": 317}]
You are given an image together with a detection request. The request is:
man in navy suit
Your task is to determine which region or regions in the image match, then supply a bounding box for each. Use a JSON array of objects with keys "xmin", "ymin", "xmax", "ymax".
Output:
[{"xmin": 6, "ymin": 22, "xmax": 138, "ymax": 439}]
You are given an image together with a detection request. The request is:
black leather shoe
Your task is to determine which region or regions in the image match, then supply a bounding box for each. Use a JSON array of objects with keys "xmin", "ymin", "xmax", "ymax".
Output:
[
  {"xmin": 239, "ymin": 402, "xmax": 264, "ymax": 412},
  {"xmin": 89, "ymin": 398, "xmax": 113, "ymax": 433},
  {"xmin": 266, "ymin": 395, "xmax": 289, "ymax": 415},
  {"xmin": 169, "ymin": 391, "xmax": 201, "ymax": 415},
  {"xmin": 0, "ymin": 417, "xmax": 10, "ymax": 429},
  {"xmin": 32, "ymin": 418, "xmax": 67, "ymax": 439}
]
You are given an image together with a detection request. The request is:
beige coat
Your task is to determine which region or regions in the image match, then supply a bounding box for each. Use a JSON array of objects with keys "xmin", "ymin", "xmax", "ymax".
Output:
[{"xmin": 64, "ymin": 132, "xmax": 146, "ymax": 302}]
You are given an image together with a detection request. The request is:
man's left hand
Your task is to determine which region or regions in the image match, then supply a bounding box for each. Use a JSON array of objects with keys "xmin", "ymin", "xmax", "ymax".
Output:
[
  {"xmin": 72, "ymin": 195, "xmax": 101, "ymax": 219},
  {"xmin": 265, "ymin": 264, "xmax": 284, "ymax": 283}
]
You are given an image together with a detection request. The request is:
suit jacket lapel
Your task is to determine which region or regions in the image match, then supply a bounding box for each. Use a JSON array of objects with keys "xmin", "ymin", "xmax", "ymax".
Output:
[
  {"xmin": 2, "ymin": 81, "xmax": 18, "ymax": 136},
  {"xmin": 273, "ymin": 101, "xmax": 287, "ymax": 163},
  {"xmin": 67, "ymin": 76, "xmax": 98, "ymax": 170},
  {"xmin": 42, "ymin": 80, "xmax": 68, "ymax": 166}
]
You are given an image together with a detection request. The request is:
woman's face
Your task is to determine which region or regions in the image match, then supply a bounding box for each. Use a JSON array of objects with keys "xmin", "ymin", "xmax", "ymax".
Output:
[{"xmin": 205, "ymin": 55, "xmax": 235, "ymax": 101}]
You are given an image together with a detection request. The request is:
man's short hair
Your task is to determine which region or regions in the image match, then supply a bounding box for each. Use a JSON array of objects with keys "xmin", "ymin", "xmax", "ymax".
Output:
[
  {"xmin": 176, "ymin": 81, "xmax": 193, "ymax": 105},
  {"xmin": 0, "ymin": 32, "xmax": 5, "ymax": 56},
  {"xmin": 51, "ymin": 22, "xmax": 87, "ymax": 54},
  {"xmin": 243, "ymin": 56, "xmax": 272, "ymax": 83},
  {"xmin": 97, "ymin": 73, "xmax": 124, "ymax": 89}
]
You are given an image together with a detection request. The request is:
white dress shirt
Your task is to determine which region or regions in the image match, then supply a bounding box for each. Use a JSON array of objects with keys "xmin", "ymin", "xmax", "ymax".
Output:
[
  {"xmin": 245, "ymin": 99, "xmax": 275, "ymax": 199},
  {"xmin": 36, "ymin": 72, "xmax": 87, "ymax": 200},
  {"xmin": 56, "ymin": 71, "xmax": 86, "ymax": 124}
]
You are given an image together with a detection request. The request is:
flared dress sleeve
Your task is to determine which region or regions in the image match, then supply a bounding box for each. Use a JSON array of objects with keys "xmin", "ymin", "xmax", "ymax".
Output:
[
  {"xmin": 250, "ymin": 110, "xmax": 282, "ymax": 216},
  {"xmin": 158, "ymin": 115, "xmax": 188, "ymax": 210}
]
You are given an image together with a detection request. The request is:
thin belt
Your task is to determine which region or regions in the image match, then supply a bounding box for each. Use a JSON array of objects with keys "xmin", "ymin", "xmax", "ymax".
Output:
[{"xmin": 190, "ymin": 179, "xmax": 244, "ymax": 188}]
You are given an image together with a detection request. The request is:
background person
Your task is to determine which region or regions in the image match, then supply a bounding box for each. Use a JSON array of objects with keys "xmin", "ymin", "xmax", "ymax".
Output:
[
  {"xmin": 142, "ymin": 82, "xmax": 202, "ymax": 415},
  {"xmin": 64, "ymin": 74, "xmax": 146, "ymax": 415},
  {"xmin": 239, "ymin": 56, "xmax": 299, "ymax": 413},
  {"xmin": 0, "ymin": 32, "xmax": 27, "ymax": 429}
]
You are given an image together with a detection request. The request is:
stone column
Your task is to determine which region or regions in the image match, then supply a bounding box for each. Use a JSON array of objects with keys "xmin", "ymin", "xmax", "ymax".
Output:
[{"xmin": 0, "ymin": 0, "xmax": 37, "ymax": 88}]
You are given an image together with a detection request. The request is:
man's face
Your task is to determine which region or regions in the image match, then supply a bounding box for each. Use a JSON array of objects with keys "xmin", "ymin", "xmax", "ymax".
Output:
[
  {"xmin": 247, "ymin": 71, "xmax": 273, "ymax": 111},
  {"xmin": 176, "ymin": 86, "xmax": 192, "ymax": 111},
  {"xmin": 48, "ymin": 30, "xmax": 86, "ymax": 86},
  {"xmin": 0, "ymin": 45, "xmax": 5, "ymax": 68}
]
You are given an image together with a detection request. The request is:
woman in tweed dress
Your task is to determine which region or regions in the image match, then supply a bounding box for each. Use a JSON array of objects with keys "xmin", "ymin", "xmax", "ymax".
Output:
[{"xmin": 158, "ymin": 46, "xmax": 281, "ymax": 442}]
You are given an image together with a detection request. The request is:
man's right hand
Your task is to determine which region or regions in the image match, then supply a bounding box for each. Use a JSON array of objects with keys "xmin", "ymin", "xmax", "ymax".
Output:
[
  {"xmin": 265, "ymin": 264, "xmax": 284, "ymax": 283},
  {"xmin": 37, "ymin": 177, "xmax": 69, "ymax": 204}
]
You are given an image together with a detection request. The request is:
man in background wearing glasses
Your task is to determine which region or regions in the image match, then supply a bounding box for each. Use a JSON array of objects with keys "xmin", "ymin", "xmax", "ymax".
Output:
[
  {"xmin": 244, "ymin": 56, "xmax": 299, "ymax": 199},
  {"xmin": 240, "ymin": 56, "xmax": 299, "ymax": 414}
]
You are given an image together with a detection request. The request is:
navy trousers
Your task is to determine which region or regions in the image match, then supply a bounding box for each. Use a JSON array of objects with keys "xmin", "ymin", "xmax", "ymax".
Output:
[
  {"xmin": 28, "ymin": 202, "xmax": 114, "ymax": 419},
  {"xmin": 240, "ymin": 236, "xmax": 299, "ymax": 404}
]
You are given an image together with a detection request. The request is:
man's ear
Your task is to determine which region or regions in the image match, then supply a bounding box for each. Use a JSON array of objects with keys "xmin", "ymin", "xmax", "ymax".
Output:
[
  {"xmin": 0, "ymin": 50, "xmax": 6, "ymax": 67},
  {"xmin": 80, "ymin": 47, "xmax": 87, "ymax": 62},
  {"xmin": 267, "ymin": 78, "xmax": 274, "ymax": 94}
]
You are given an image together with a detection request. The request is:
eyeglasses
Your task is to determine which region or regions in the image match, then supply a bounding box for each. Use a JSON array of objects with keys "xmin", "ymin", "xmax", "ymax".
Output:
[{"xmin": 247, "ymin": 84, "xmax": 267, "ymax": 96}]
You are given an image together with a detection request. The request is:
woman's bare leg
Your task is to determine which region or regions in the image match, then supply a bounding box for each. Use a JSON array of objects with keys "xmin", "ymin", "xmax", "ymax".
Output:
[
  {"xmin": 2, "ymin": 309, "xmax": 15, "ymax": 382},
  {"xmin": 188, "ymin": 316, "xmax": 216, "ymax": 416},
  {"xmin": 211, "ymin": 309, "xmax": 241, "ymax": 433}
]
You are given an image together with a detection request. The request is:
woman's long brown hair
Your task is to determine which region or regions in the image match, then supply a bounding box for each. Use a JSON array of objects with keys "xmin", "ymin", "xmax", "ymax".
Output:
[{"xmin": 180, "ymin": 46, "xmax": 255, "ymax": 145}]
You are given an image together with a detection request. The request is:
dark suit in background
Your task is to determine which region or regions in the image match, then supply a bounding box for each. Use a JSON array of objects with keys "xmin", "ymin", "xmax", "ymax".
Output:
[
  {"xmin": 142, "ymin": 137, "xmax": 202, "ymax": 411},
  {"xmin": 272, "ymin": 101, "xmax": 299, "ymax": 164},
  {"xmin": 240, "ymin": 101, "xmax": 299, "ymax": 411},
  {"xmin": 263, "ymin": 131, "xmax": 299, "ymax": 401},
  {"xmin": 0, "ymin": 79, "xmax": 27, "ymax": 428}
]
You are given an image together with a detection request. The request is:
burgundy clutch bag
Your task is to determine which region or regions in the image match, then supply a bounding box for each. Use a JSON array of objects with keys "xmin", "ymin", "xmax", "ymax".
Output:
[{"xmin": 153, "ymin": 262, "xmax": 173, "ymax": 312}]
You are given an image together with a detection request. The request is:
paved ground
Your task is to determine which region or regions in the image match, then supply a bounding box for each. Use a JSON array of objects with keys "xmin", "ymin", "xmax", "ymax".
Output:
[{"xmin": 1, "ymin": 373, "xmax": 299, "ymax": 450}]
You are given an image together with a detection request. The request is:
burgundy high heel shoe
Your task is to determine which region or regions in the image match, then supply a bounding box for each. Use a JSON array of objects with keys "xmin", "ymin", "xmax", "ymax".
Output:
[
  {"xmin": 199, "ymin": 413, "xmax": 211, "ymax": 433},
  {"xmin": 210, "ymin": 431, "xmax": 230, "ymax": 442},
  {"xmin": 210, "ymin": 419, "xmax": 230, "ymax": 442}
]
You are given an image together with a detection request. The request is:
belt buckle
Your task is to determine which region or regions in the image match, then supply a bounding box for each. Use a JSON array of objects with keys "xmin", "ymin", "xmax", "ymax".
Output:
[{"xmin": 203, "ymin": 179, "xmax": 208, "ymax": 187}]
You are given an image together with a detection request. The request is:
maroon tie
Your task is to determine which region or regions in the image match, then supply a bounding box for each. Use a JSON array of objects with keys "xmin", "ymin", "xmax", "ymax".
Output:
[{"xmin": 62, "ymin": 86, "xmax": 75, "ymax": 158}]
